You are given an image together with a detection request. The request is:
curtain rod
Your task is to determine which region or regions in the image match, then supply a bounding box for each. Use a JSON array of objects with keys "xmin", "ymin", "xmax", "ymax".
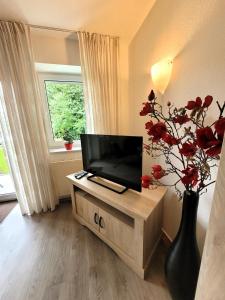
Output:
[
  {"xmin": 27, "ymin": 23, "xmax": 119, "ymax": 38},
  {"xmin": 28, "ymin": 24, "xmax": 76, "ymax": 34}
]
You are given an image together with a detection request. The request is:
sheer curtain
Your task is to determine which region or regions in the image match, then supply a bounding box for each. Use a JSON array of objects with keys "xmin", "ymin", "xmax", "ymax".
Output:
[
  {"xmin": 77, "ymin": 32, "xmax": 119, "ymax": 134},
  {"xmin": 0, "ymin": 21, "xmax": 57, "ymax": 215}
]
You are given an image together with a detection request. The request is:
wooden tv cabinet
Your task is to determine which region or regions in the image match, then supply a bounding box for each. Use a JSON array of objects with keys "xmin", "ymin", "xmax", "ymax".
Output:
[{"xmin": 67, "ymin": 174, "xmax": 167, "ymax": 279}]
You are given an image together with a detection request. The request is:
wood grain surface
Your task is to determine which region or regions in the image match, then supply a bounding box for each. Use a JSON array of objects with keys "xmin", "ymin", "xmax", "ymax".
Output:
[
  {"xmin": 67, "ymin": 174, "xmax": 167, "ymax": 221},
  {"xmin": 69, "ymin": 177, "xmax": 166, "ymax": 278},
  {"xmin": 0, "ymin": 201, "xmax": 171, "ymax": 300}
]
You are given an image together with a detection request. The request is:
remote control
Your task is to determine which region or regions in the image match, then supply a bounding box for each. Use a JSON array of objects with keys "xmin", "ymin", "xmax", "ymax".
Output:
[{"xmin": 74, "ymin": 171, "xmax": 88, "ymax": 179}]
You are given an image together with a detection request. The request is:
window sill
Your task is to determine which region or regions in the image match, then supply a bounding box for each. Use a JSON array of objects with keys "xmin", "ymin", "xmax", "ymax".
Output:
[{"xmin": 49, "ymin": 147, "xmax": 81, "ymax": 154}]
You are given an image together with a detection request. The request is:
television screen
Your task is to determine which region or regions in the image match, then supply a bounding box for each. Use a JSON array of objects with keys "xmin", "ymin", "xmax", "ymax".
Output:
[{"xmin": 80, "ymin": 134, "xmax": 143, "ymax": 192}]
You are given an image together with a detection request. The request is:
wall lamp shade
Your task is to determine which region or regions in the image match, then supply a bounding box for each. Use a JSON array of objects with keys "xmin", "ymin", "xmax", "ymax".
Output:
[{"xmin": 151, "ymin": 59, "xmax": 173, "ymax": 94}]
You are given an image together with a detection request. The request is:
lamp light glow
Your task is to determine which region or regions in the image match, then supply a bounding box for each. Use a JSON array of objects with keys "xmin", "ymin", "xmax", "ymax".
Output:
[{"xmin": 151, "ymin": 59, "xmax": 173, "ymax": 94}]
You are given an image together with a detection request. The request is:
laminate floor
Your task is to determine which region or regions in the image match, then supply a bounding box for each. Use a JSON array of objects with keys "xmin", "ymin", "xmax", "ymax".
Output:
[{"xmin": 0, "ymin": 201, "xmax": 171, "ymax": 300}]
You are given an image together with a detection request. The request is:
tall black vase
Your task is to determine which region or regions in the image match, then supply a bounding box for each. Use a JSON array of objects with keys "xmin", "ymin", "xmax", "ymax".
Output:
[{"xmin": 165, "ymin": 190, "xmax": 201, "ymax": 300}]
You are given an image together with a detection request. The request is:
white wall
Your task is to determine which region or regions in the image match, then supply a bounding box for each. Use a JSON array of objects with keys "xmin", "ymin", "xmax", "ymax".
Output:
[
  {"xmin": 128, "ymin": 0, "xmax": 225, "ymax": 253},
  {"xmin": 31, "ymin": 30, "xmax": 80, "ymax": 65}
]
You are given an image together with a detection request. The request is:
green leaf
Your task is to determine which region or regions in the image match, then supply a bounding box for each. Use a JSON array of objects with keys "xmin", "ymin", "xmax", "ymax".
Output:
[{"xmin": 45, "ymin": 81, "xmax": 86, "ymax": 141}]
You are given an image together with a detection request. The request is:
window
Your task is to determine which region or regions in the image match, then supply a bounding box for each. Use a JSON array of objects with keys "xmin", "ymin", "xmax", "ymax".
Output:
[
  {"xmin": 38, "ymin": 67, "xmax": 86, "ymax": 149},
  {"xmin": 0, "ymin": 132, "xmax": 10, "ymax": 174},
  {"xmin": 45, "ymin": 80, "xmax": 86, "ymax": 144}
]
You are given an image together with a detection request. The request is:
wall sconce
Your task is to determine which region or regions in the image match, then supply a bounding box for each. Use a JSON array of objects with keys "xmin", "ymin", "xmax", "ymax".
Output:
[{"xmin": 151, "ymin": 58, "xmax": 173, "ymax": 94}]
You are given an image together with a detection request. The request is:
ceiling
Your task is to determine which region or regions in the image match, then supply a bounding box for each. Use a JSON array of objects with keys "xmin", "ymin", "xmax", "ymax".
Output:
[{"xmin": 0, "ymin": 0, "xmax": 155, "ymax": 40}]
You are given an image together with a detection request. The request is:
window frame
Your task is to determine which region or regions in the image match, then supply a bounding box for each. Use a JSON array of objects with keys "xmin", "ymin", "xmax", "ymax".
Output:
[{"xmin": 38, "ymin": 72, "xmax": 85, "ymax": 150}]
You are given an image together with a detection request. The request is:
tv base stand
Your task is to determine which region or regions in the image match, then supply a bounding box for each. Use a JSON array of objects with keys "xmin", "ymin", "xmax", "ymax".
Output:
[
  {"xmin": 67, "ymin": 173, "xmax": 167, "ymax": 279},
  {"xmin": 87, "ymin": 174, "xmax": 128, "ymax": 194}
]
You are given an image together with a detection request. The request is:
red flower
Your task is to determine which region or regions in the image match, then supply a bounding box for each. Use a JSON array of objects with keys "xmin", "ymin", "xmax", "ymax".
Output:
[
  {"xmin": 141, "ymin": 175, "xmax": 152, "ymax": 182},
  {"xmin": 206, "ymin": 141, "xmax": 222, "ymax": 157},
  {"xmin": 140, "ymin": 102, "xmax": 153, "ymax": 116},
  {"xmin": 196, "ymin": 127, "xmax": 217, "ymax": 149},
  {"xmin": 145, "ymin": 121, "xmax": 153, "ymax": 130},
  {"xmin": 173, "ymin": 114, "xmax": 190, "ymax": 125},
  {"xmin": 179, "ymin": 142, "xmax": 197, "ymax": 157},
  {"xmin": 148, "ymin": 90, "xmax": 155, "ymax": 101},
  {"xmin": 148, "ymin": 122, "xmax": 167, "ymax": 142},
  {"xmin": 141, "ymin": 175, "xmax": 153, "ymax": 188},
  {"xmin": 196, "ymin": 126, "xmax": 223, "ymax": 156},
  {"xmin": 185, "ymin": 97, "xmax": 202, "ymax": 110},
  {"xmin": 162, "ymin": 133, "xmax": 180, "ymax": 146},
  {"xmin": 215, "ymin": 117, "xmax": 225, "ymax": 138},
  {"xmin": 152, "ymin": 165, "xmax": 162, "ymax": 172},
  {"xmin": 203, "ymin": 95, "xmax": 213, "ymax": 108},
  {"xmin": 152, "ymin": 165, "xmax": 165, "ymax": 180},
  {"xmin": 153, "ymin": 171, "xmax": 165, "ymax": 180},
  {"xmin": 186, "ymin": 95, "xmax": 213, "ymax": 111},
  {"xmin": 181, "ymin": 166, "xmax": 199, "ymax": 187},
  {"xmin": 186, "ymin": 101, "xmax": 197, "ymax": 110},
  {"xmin": 195, "ymin": 97, "xmax": 202, "ymax": 107}
]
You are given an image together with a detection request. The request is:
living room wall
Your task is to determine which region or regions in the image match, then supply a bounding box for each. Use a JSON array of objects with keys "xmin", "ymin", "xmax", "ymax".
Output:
[
  {"xmin": 128, "ymin": 0, "xmax": 225, "ymax": 252},
  {"xmin": 31, "ymin": 30, "xmax": 80, "ymax": 66}
]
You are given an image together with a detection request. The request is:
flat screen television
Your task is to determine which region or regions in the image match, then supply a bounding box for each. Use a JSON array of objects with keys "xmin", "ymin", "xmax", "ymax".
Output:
[{"xmin": 80, "ymin": 134, "xmax": 143, "ymax": 193}]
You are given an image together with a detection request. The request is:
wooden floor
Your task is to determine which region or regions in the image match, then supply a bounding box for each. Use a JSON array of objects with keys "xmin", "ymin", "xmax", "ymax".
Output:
[{"xmin": 0, "ymin": 201, "xmax": 171, "ymax": 300}]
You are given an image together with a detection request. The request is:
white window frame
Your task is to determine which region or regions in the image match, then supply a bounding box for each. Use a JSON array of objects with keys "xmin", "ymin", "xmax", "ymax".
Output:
[{"xmin": 38, "ymin": 72, "xmax": 85, "ymax": 150}]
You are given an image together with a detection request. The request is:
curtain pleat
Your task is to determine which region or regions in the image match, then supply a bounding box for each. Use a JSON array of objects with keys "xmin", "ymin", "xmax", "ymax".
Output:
[
  {"xmin": 77, "ymin": 32, "xmax": 119, "ymax": 134},
  {"xmin": 0, "ymin": 21, "xmax": 57, "ymax": 215}
]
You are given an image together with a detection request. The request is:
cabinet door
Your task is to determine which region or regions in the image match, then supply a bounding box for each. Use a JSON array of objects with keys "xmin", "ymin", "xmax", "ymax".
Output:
[
  {"xmin": 76, "ymin": 193, "xmax": 99, "ymax": 231},
  {"xmin": 99, "ymin": 208, "xmax": 135, "ymax": 258}
]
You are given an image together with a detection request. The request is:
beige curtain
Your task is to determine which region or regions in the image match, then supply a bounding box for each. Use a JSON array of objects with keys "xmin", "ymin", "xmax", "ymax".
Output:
[
  {"xmin": 195, "ymin": 138, "xmax": 225, "ymax": 299},
  {"xmin": 77, "ymin": 31, "xmax": 119, "ymax": 134},
  {"xmin": 0, "ymin": 21, "xmax": 57, "ymax": 215}
]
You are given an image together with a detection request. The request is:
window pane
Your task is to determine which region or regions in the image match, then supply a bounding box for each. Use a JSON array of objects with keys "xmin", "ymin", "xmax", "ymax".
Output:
[
  {"xmin": 44, "ymin": 81, "xmax": 86, "ymax": 141},
  {"xmin": 0, "ymin": 137, "xmax": 10, "ymax": 174}
]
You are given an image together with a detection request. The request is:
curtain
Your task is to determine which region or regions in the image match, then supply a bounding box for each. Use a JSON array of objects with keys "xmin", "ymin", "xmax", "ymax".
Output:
[
  {"xmin": 77, "ymin": 31, "xmax": 119, "ymax": 134},
  {"xmin": 0, "ymin": 21, "xmax": 57, "ymax": 215}
]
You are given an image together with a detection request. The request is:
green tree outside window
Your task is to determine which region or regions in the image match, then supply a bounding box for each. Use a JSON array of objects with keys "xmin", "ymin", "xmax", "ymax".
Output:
[{"xmin": 45, "ymin": 81, "xmax": 86, "ymax": 141}]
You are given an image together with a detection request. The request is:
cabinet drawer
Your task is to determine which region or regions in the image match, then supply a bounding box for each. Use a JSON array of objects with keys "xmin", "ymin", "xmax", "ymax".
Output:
[
  {"xmin": 99, "ymin": 208, "xmax": 135, "ymax": 258},
  {"xmin": 76, "ymin": 191, "xmax": 99, "ymax": 230}
]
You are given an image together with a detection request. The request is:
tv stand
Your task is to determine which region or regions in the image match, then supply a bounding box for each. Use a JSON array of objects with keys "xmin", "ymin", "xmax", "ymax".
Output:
[
  {"xmin": 87, "ymin": 174, "xmax": 128, "ymax": 194},
  {"xmin": 67, "ymin": 173, "xmax": 167, "ymax": 279}
]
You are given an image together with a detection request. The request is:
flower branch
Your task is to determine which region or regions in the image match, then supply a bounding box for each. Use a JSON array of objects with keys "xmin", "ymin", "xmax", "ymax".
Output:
[{"xmin": 140, "ymin": 90, "xmax": 225, "ymax": 198}]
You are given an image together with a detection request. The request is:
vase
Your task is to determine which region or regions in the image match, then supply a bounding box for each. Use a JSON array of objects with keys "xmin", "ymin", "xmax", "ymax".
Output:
[
  {"xmin": 165, "ymin": 190, "xmax": 201, "ymax": 300},
  {"xmin": 64, "ymin": 142, "xmax": 73, "ymax": 150}
]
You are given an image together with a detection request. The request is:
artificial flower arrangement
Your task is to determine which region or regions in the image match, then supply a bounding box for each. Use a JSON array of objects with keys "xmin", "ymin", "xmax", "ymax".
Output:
[
  {"xmin": 140, "ymin": 90, "xmax": 225, "ymax": 198},
  {"xmin": 140, "ymin": 90, "xmax": 225, "ymax": 300}
]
